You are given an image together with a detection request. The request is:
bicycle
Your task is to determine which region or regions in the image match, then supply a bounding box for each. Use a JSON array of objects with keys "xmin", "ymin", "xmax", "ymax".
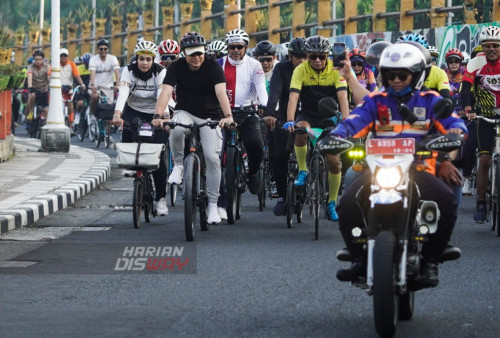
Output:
[
  {"xmin": 117, "ymin": 119, "xmax": 164, "ymax": 229},
  {"xmin": 164, "ymin": 120, "xmax": 219, "ymax": 241},
  {"xmin": 258, "ymin": 118, "xmax": 276, "ymax": 211},
  {"xmin": 475, "ymin": 110, "xmax": 500, "ymax": 236},
  {"xmin": 28, "ymin": 89, "xmax": 47, "ymax": 139},
  {"xmin": 94, "ymin": 86, "xmax": 115, "ymax": 149},
  {"xmin": 72, "ymin": 86, "xmax": 91, "ymax": 142}
]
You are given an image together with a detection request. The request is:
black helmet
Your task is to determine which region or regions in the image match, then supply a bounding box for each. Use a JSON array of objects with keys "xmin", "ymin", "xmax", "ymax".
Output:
[
  {"xmin": 180, "ymin": 31, "xmax": 206, "ymax": 49},
  {"xmin": 253, "ymin": 40, "xmax": 276, "ymax": 56},
  {"xmin": 305, "ymin": 35, "xmax": 331, "ymax": 53},
  {"xmin": 32, "ymin": 49, "xmax": 45, "ymax": 58},
  {"xmin": 97, "ymin": 39, "xmax": 110, "ymax": 48},
  {"xmin": 288, "ymin": 37, "xmax": 306, "ymax": 56}
]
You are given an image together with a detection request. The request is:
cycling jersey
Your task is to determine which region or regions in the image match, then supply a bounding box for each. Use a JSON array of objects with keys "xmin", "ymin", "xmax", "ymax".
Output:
[
  {"xmin": 424, "ymin": 65, "xmax": 451, "ymax": 93},
  {"xmin": 290, "ymin": 59, "xmax": 347, "ymax": 115},
  {"xmin": 77, "ymin": 64, "xmax": 91, "ymax": 86},
  {"xmin": 60, "ymin": 60, "xmax": 80, "ymax": 86},
  {"xmin": 116, "ymin": 62, "xmax": 166, "ymax": 114},
  {"xmin": 355, "ymin": 67, "xmax": 378, "ymax": 92},
  {"xmin": 27, "ymin": 63, "xmax": 51, "ymax": 92},
  {"xmin": 217, "ymin": 56, "xmax": 268, "ymax": 107},
  {"xmin": 88, "ymin": 54, "xmax": 120, "ymax": 87},
  {"xmin": 265, "ymin": 59, "xmax": 295, "ymax": 120},
  {"xmin": 444, "ymin": 67, "xmax": 464, "ymax": 95}
]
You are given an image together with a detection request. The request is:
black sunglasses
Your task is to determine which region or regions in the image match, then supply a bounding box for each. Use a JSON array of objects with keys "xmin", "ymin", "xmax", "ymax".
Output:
[
  {"xmin": 60, "ymin": 54, "xmax": 68, "ymax": 57},
  {"xmin": 482, "ymin": 43, "xmax": 500, "ymax": 49},
  {"xmin": 228, "ymin": 45, "xmax": 245, "ymax": 50},
  {"xmin": 308, "ymin": 54, "xmax": 327, "ymax": 61},
  {"xmin": 258, "ymin": 57, "xmax": 273, "ymax": 63},
  {"xmin": 99, "ymin": 48, "xmax": 108, "ymax": 51},
  {"xmin": 161, "ymin": 54, "xmax": 177, "ymax": 61},
  {"xmin": 352, "ymin": 61, "xmax": 363, "ymax": 67},
  {"xmin": 385, "ymin": 70, "xmax": 410, "ymax": 81}
]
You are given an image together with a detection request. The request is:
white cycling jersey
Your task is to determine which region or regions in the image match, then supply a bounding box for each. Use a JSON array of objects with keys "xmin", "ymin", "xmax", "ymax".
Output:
[
  {"xmin": 218, "ymin": 55, "xmax": 268, "ymax": 107},
  {"xmin": 88, "ymin": 54, "xmax": 120, "ymax": 87}
]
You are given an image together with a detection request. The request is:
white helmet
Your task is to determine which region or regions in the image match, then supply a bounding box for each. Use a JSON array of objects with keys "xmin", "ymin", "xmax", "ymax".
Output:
[
  {"xmin": 461, "ymin": 51, "xmax": 470, "ymax": 65},
  {"xmin": 427, "ymin": 45, "xmax": 439, "ymax": 58},
  {"xmin": 379, "ymin": 44, "xmax": 427, "ymax": 90},
  {"xmin": 479, "ymin": 26, "xmax": 500, "ymax": 43},
  {"xmin": 207, "ymin": 40, "xmax": 228, "ymax": 57},
  {"xmin": 134, "ymin": 40, "xmax": 157, "ymax": 57},
  {"xmin": 225, "ymin": 29, "xmax": 249, "ymax": 46}
]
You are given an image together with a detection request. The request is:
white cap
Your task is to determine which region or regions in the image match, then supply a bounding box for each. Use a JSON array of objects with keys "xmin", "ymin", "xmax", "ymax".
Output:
[
  {"xmin": 184, "ymin": 46, "xmax": 205, "ymax": 56},
  {"xmin": 60, "ymin": 48, "xmax": 69, "ymax": 55}
]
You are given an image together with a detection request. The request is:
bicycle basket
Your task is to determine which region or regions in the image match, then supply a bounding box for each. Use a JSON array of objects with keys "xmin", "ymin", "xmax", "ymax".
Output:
[
  {"xmin": 116, "ymin": 143, "xmax": 165, "ymax": 170},
  {"xmin": 95, "ymin": 102, "xmax": 115, "ymax": 120}
]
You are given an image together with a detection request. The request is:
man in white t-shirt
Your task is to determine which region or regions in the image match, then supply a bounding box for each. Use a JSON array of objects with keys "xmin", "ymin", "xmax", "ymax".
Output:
[{"xmin": 88, "ymin": 39, "xmax": 121, "ymax": 114}]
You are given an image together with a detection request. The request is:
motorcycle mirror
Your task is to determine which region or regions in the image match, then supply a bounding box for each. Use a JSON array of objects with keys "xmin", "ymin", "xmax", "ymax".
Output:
[
  {"xmin": 318, "ymin": 97, "xmax": 339, "ymax": 119},
  {"xmin": 433, "ymin": 98, "xmax": 454, "ymax": 119}
]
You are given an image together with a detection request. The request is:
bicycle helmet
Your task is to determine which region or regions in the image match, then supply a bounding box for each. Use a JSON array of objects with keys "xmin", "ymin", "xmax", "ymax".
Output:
[
  {"xmin": 82, "ymin": 53, "xmax": 92, "ymax": 64},
  {"xmin": 180, "ymin": 31, "xmax": 207, "ymax": 49},
  {"xmin": 379, "ymin": 43, "xmax": 427, "ymax": 90},
  {"xmin": 288, "ymin": 37, "xmax": 306, "ymax": 56},
  {"xmin": 158, "ymin": 39, "xmax": 180, "ymax": 55},
  {"xmin": 134, "ymin": 40, "xmax": 157, "ymax": 57},
  {"xmin": 207, "ymin": 40, "xmax": 228, "ymax": 58},
  {"xmin": 398, "ymin": 33, "xmax": 429, "ymax": 48},
  {"xmin": 479, "ymin": 26, "xmax": 500, "ymax": 43},
  {"xmin": 73, "ymin": 56, "xmax": 82, "ymax": 64},
  {"xmin": 349, "ymin": 48, "xmax": 365, "ymax": 63},
  {"xmin": 444, "ymin": 48, "xmax": 463, "ymax": 62},
  {"xmin": 27, "ymin": 57, "xmax": 34, "ymax": 65},
  {"xmin": 97, "ymin": 39, "xmax": 110, "ymax": 48},
  {"xmin": 305, "ymin": 35, "xmax": 331, "ymax": 53},
  {"xmin": 365, "ymin": 41, "xmax": 392, "ymax": 66},
  {"xmin": 471, "ymin": 45, "xmax": 483, "ymax": 58},
  {"xmin": 32, "ymin": 49, "xmax": 45, "ymax": 58},
  {"xmin": 225, "ymin": 29, "xmax": 250, "ymax": 46},
  {"xmin": 427, "ymin": 45, "xmax": 439, "ymax": 58},
  {"xmin": 253, "ymin": 40, "xmax": 276, "ymax": 56},
  {"xmin": 461, "ymin": 51, "xmax": 470, "ymax": 65}
]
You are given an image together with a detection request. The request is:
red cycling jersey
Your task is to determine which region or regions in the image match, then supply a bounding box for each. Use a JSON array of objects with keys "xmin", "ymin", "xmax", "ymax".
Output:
[{"xmin": 463, "ymin": 56, "xmax": 500, "ymax": 115}]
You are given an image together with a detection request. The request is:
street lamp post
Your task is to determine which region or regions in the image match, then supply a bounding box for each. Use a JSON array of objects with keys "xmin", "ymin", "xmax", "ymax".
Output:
[{"xmin": 41, "ymin": 0, "xmax": 70, "ymax": 152}]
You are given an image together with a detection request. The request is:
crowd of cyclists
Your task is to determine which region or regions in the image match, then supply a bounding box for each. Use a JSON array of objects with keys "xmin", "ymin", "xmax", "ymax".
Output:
[{"xmin": 12, "ymin": 24, "xmax": 500, "ymax": 287}]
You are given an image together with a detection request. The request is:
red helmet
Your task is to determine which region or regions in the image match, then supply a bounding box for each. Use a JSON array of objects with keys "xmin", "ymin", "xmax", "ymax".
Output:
[
  {"xmin": 444, "ymin": 48, "xmax": 463, "ymax": 62},
  {"xmin": 349, "ymin": 48, "xmax": 365, "ymax": 63},
  {"xmin": 158, "ymin": 39, "xmax": 180, "ymax": 55}
]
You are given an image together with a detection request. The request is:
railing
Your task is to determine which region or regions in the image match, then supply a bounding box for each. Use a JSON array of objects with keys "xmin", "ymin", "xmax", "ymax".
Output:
[{"xmin": 13, "ymin": 0, "xmax": 499, "ymax": 66}]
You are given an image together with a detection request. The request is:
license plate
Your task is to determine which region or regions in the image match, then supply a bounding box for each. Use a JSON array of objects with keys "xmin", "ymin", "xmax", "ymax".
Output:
[{"xmin": 366, "ymin": 138, "xmax": 415, "ymax": 155}]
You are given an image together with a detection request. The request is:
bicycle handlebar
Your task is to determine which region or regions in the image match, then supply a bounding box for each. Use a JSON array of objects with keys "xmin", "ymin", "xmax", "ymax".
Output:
[
  {"xmin": 475, "ymin": 115, "xmax": 500, "ymax": 124},
  {"xmin": 162, "ymin": 120, "xmax": 220, "ymax": 130}
]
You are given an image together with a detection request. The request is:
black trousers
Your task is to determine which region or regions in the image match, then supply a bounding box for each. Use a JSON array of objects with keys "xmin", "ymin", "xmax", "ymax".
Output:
[
  {"xmin": 270, "ymin": 127, "xmax": 292, "ymax": 198},
  {"xmin": 238, "ymin": 114, "xmax": 263, "ymax": 175},
  {"xmin": 121, "ymin": 107, "xmax": 168, "ymax": 201},
  {"xmin": 337, "ymin": 170, "xmax": 457, "ymax": 262}
]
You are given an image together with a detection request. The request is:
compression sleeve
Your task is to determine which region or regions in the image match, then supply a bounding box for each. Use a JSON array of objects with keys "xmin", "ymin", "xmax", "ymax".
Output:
[
  {"xmin": 459, "ymin": 81, "xmax": 473, "ymax": 107},
  {"xmin": 115, "ymin": 67, "xmax": 132, "ymax": 112},
  {"xmin": 265, "ymin": 64, "xmax": 283, "ymax": 116}
]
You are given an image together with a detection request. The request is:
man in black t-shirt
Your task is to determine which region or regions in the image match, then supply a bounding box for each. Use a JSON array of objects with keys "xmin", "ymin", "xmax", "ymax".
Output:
[{"xmin": 153, "ymin": 31, "xmax": 233, "ymax": 225}]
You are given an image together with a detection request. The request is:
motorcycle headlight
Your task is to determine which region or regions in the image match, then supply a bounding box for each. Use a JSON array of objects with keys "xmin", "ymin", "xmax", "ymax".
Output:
[{"xmin": 374, "ymin": 167, "xmax": 402, "ymax": 189}]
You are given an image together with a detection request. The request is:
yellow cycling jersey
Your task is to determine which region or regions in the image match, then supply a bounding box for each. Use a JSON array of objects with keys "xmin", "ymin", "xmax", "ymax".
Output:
[
  {"xmin": 77, "ymin": 64, "xmax": 90, "ymax": 76},
  {"xmin": 424, "ymin": 65, "xmax": 450, "ymax": 92},
  {"xmin": 290, "ymin": 59, "xmax": 347, "ymax": 114}
]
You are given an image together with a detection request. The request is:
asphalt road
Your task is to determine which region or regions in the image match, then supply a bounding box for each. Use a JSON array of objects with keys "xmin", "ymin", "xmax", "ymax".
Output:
[{"xmin": 1, "ymin": 129, "xmax": 499, "ymax": 337}]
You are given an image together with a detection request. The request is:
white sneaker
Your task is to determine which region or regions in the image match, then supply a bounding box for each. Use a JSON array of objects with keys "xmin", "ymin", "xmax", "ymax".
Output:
[
  {"xmin": 155, "ymin": 198, "xmax": 169, "ymax": 216},
  {"xmin": 218, "ymin": 207, "xmax": 228, "ymax": 220},
  {"xmin": 168, "ymin": 165, "xmax": 184, "ymax": 184},
  {"xmin": 207, "ymin": 203, "xmax": 221, "ymax": 224},
  {"xmin": 122, "ymin": 169, "xmax": 135, "ymax": 177},
  {"xmin": 462, "ymin": 177, "xmax": 473, "ymax": 196}
]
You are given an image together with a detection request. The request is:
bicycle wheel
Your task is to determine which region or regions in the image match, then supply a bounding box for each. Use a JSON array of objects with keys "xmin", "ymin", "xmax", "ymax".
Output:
[
  {"xmin": 199, "ymin": 176, "xmax": 208, "ymax": 232},
  {"xmin": 183, "ymin": 155, "xmax": 199, "ymax": 241},
  {"xmin": 77, "ymin": 114, "xmax": 87, "ymax": 142},
  {"xmin": 312, "ymin": 157, "xmax": 321, "ymax": 240},
  {"xmin": 89, "ymin": 118, "xmax": 98, "ymax": 142},
  {"xmin": 286, "ymin": 181, "xmax": 295, "ymax": 228},
  {"xmin": 258, "ymin": 165, "xmax": 265, "ymax": 211},
  {"xmin": 495, "ymin": 157, "xmax": 500, "ymax": 236},
  {"xmin": 144, "ymin": 174, "xmax": 154, "ymax": 223},
  {"xmin": 165, "ymin": 145, "xmax": 178, "ymax": 207},
  {"xmin": 105, "ymin": 123, "xmax": 111, "ymax": 149},
  {"xmin": 225, "ymin": 147, "xmax": 239, "ymax": 224},
  {"xmin": 133, "ymin": 178, "xmax": 143, "ymax": 228}
]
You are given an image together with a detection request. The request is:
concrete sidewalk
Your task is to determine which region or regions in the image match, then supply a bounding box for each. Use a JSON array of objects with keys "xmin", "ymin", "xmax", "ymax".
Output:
[{"xmin": 0, "ymin": 137, "xmax": 110, "ymax": 234}]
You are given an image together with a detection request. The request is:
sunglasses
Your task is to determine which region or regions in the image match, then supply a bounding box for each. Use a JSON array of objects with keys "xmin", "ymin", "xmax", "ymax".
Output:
[
  {"xmin": 447, "ymin": 59, "xmax": 460, "ymax": 64},
  {"xmin": 161, "ymin": 54, "xmax": 177, "ymax": 62},
  {"xmin": 308, "ymin": 54, "xmax": 327, "ymax": 61},
  {"xmin": 228, "ymin": 45, "xmax": 245, "ymax": 50},
  {"xmin": 482, "ymin": 43, "xmax": 500, "ymax": 49},
  {"xmin": 385, "ymin": 70, "xmax": 410, "ymax": 81},
  {"xmin": 188, "ymin": 52, "xmax": 204, "ymax": 57},
  {"xmin": 258, "ymin": 57, "xmax": 273, "ymax": 63},
  {"xmin": 352, "ymin": 61, "xmax": 363, "ymax": 67},
  {"xmin": 60, "ymin": 54, "xmax": 68, "ymax": 57},
  {"xmin": 99, "ymin": 48, "xmax": 108, "ymax": 51}
]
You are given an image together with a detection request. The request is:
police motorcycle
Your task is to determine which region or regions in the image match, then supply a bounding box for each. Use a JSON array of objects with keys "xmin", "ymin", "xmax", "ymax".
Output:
[{"xmin": 320, "ymin": 98, "xmax": 464, "ymax": 337}]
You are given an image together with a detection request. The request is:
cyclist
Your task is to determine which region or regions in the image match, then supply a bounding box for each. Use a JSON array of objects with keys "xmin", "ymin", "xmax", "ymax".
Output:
[
  {"xmin": 284, "ymin": 35, "xmax": 350, "ymax": 221},
  {"xmin": 428, "ymin": 45, "xmax": 440, "ymax": 66},
  {"xmin": 444, "ymin": 48, "xmax": 464, "ymax": 98},
  {"xmin": 332, "ymin": 43, "xmax": 467, "ymax": 287},
  {"xmin": 263, "ymin": 37, "xmax": 307, "ymax": 216},
  {"xmin": 253, "ymin": 40, "xmax": 279, "ymax": 94},
  {"xmin": 153, "ymin": 31, "xmax": 233, "ymax": 225},
  {"xmin": 89, "ymin": 39, "xmax": 120, "ymax": 115},
  {"xmin": 349, "ymin": 48, "xmax": 377, "ymax": 93},
  {"xmin": 112, "ymin": 41, "xmax": 169, "ymax": 216},
  {"xmin": 157, "ymin": 39, "xmax": 180, "ymax": 69},
  {"xmin": 460, "ymin": 26, "xmax": 500, "ymax": 222},
  {"xmin": 60, "ymin": 48, "xmax": 86, "ymax": 129},
  {"xmin": 26, "ymin": 49, "xmax": 51, "ymax": 127},
  {"xmin": 206, "ymin": 40, "xmax": 228, "ymax": 60},
  {"xmin": 75, "ymin": 53, "xmax": 92, "ymax": 113},
  {"xmin": 217, "ymin": 29, "xmax": 268, "ymax": 196},
  {"xmin": 398, "ymin": 33, "xmax": 451, "ymax": 98}
]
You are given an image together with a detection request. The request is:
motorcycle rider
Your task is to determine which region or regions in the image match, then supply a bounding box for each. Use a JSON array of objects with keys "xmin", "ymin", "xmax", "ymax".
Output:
[{"xmin": 331, "ymin": 43, "xmax": 467, "ymax": 288}]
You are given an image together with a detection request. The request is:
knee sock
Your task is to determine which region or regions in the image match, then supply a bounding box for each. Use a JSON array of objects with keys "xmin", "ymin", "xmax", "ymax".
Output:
[
  {"xmin": 295, "ymin": 145, "xmax": 308, "ymax": 172},
  {"xmin": 328, "ymin": 172, "xmax": 341, "ymax": 203}
]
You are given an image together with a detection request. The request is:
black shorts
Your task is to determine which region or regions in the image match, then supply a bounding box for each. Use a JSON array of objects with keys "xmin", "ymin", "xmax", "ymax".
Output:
[
  {"xmin": 477, "ymin": 118, "xmax": 496, "ymax": 155},
  {"xmin": 296, "ymin": 113, "xmax": 337, "ymax": 130},
  {"xmin": 34, "ymin": 91, "xmax": 49, "ymax": 107}
]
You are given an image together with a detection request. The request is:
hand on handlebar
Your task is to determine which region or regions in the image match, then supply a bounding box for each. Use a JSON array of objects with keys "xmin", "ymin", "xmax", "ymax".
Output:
[
  {"xmin": 283, "ymin": 120, "xmax": 295, "ymax": 132},
  {"xmin": 219, "ymin": 115, "xmax": 234, "ymax": 128},
  {"xmin": 262, "ymin": 116, "xmax": 277, "ymax": 130}
]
